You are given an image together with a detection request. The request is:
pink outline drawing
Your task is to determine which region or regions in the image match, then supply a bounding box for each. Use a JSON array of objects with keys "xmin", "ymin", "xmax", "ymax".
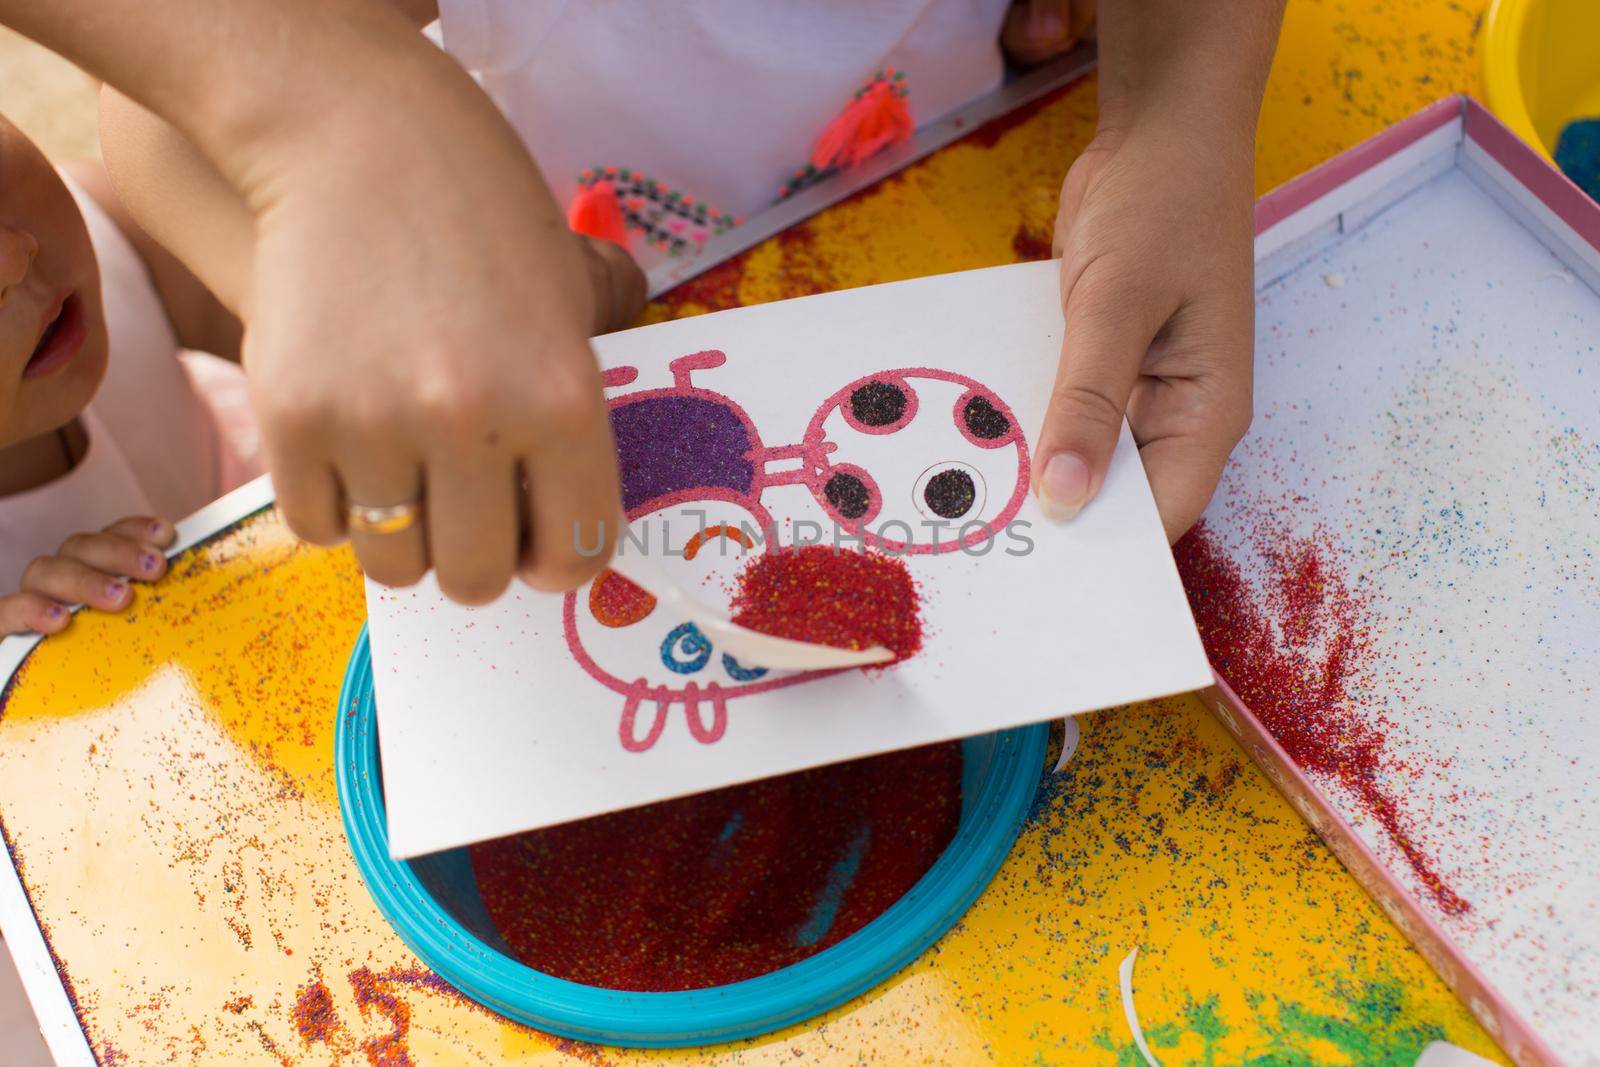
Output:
[
  {"xmin": 564, "ymin": 353, "xmax": 1032, "ymax": 753},
  {"xmin": 804, "ymin": 368, "xmax": 1031, "ymax": 554},
  {"xmin": 835, "ymin": 371, "xmax": 922, "ymax": 436}
]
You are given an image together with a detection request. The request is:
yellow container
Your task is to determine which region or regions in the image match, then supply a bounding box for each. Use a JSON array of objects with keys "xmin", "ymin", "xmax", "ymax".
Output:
[{"xmin": 1482, "ymin": 0, "xmax": 1600, "ymax": 162}]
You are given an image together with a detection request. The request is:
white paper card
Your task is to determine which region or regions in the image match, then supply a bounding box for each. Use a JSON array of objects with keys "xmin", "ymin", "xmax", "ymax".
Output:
[{"xmin": 367, "ymin": 261, "xmax": 1212, "ymax": 858}]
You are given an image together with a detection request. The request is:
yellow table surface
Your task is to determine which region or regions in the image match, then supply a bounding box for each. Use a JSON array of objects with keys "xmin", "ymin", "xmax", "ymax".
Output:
[{"xmin": 0, "ymin": 2, "xmax": 1510, "ymax": 1063}]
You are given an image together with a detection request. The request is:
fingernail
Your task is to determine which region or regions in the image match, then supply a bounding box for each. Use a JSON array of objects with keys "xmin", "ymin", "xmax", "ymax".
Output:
[
  {"xmin": 46, "ymin": 604, "xmax": 65, "ymax": 620},
  {"xmin": 149, "ymin": 520, "xmax": 167, "ymax": 538},
  {"xmin": 1038, "ymin": 452, "xmax": 1091, "ymax": 522},
  {"xmin": 1029, "ymin": 8, "xmax": 1067, "ymax": 42},
  {"xmin": 141, "ymin": 553, "xmax": 162, "ymax": 575},
  {"xmin": 106, "ymin": 580, "xmax": 128, "ymax": 601}
]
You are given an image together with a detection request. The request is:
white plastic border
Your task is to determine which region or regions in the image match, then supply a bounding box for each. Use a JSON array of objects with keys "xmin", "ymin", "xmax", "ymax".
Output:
[{"xmin": 0, "ymin": 475, "xmax": 274, "ymax": 1065}]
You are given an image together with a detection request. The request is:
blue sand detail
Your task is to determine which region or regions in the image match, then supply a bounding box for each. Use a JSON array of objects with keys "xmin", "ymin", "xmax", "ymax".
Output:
[
  {"xmin": 794, "ymin": 823, "xmax": 871, "ymax": 947},
  {"xmin": 1555, "ymin": 117, "xmax": 1600, "ymax": 203},
  {"xmin": 721, "ymin": 653, "xmax": 768, "ymax": 681},
  {"xmin": 336, "ymin": 624, "xmax": 1048, "ymax": 1048},
  {"xmin": 661, "ymin": 622, "xmax": 712, "ymax": 674},
  {"xmin": 718, "ymin": 810, "xmax": 745, "ymax": 843}
]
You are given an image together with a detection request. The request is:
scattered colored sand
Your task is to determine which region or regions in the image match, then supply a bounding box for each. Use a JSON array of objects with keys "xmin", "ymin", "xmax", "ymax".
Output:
[
  {"xmin": 1011, "ymin": 222, "xmax": 1053, "ymax": 262},
  {"xmin": 1554, "ymin": 117, "xmax": 1600, "ymax": 203},
  {"xmin": 291, "ymin": 978, "xmax": 338, "ymax": 1045},
  {"xmin": 730, "ymin": 545, "xmax": 922, "ymax": 661},
  {"xmin": 468, "ymin": 742, "xmax": 963, "ymax": 991},
  {"xmin": 1174, "ymin": 521, "xmax": 1470, "ymax": 916},
  {"xmin": 290, "ymin": 965, "xmax": 456, "ymax": 1064}
]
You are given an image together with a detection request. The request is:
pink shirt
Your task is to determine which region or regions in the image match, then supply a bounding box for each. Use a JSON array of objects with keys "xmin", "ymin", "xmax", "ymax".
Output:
[{"xmin": 0, "ymin": 178, "xmax": 262, "ymax": 592}]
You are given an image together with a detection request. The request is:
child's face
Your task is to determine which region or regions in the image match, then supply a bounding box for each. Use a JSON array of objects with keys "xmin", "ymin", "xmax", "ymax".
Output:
[{"xmin": 0, "ymin": 115, "xmax": 107, "ymax": 451}]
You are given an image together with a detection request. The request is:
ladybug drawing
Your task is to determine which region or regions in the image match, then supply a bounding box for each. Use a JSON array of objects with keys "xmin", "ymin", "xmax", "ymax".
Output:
[{"xmin": 562, "ymin": 350, "xmax": 1030, "ymax": 753}]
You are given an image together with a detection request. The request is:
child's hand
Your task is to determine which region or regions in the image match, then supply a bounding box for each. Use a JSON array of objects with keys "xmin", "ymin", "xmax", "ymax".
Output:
[
  {"xmin": 0, "ymin": 517, "xmax": 176, "ymax": 636},
  {"xmin": 1001, "ymin": 0, "xmax": 1096, "ymax": 68},
  {"xmin": 1030, "ymin": 0, "xmax": 1282, "ymax": 543},
  {"xmin": 1035, "ymin": 124, "xmax": 1254, "ymax": 543}
]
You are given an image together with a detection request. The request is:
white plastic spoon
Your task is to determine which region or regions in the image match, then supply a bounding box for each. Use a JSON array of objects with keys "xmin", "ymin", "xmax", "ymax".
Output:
[{"xmin": 605, "ymin": 550, "xmax": 895, "ymax": 671}]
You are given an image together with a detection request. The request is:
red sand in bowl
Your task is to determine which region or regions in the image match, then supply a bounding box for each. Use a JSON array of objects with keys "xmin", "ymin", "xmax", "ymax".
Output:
[{"xmin": 469, "ymin": 743, "xmax": 962, "ymax": 991}]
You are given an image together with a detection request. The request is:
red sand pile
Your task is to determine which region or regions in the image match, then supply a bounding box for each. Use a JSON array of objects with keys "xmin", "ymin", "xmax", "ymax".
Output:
[{"xmin": 469, "ymin": 743, "xmax": 962, "ymax": 990}]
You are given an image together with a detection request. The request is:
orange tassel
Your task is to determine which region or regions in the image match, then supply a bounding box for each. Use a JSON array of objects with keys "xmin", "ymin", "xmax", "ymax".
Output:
[
  {"xmin": 810, "ymin": 79, "xmax": 914, "ymax": 171},
  {"xmin": 567, "ymin": 180, "xmax": 629, "ymax": 245}
]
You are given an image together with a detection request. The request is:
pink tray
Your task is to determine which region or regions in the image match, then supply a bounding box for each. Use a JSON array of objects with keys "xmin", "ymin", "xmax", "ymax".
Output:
[{"xmin": 1193, "ymin": 95, "xmax": 1600, "ymax": 1067}]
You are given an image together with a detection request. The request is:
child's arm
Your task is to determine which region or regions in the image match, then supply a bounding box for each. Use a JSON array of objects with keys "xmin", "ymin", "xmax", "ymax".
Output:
[
  {"xmin": 1033, "ymin": 0, "xmax": 1283, "ymax": 542},
  {"xmin": 64, "ymin": 157, "xmax": 244, "ymax": 362},
  {"xmin": 0, "ymin": 517, "xmax": 176, "ymax": 636}
]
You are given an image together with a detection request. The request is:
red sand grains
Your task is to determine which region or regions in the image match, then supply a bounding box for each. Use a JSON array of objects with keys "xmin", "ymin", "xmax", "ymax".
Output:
[
  {"xmin": 348, "ymin": 966, "xmax": 413, "ymax": 1066},
  {"xmin": 1011, "ymin": 223, "xmax": 1053, "ymax": 262},
  {"xmin": 468, "ymin": 742, "xmax": 962, "ymax": 991},
  {"xmin": 650, "ymin": 254, "xmax": 749, "ymax": 318},
  {"xmin": 729, "ymin": 545, "xmax": 923, "ymax": 662},
  {"xmin": 291, "ymin": 978, "xmax": 339, "ymax": 1045},
  {"xmin": 1175, "ymin": 520, "xmax": 1470, "ymax": 916},
  {"xmin": 290, "ymin": 968, "xmax": 439, "ymax": 1065}
]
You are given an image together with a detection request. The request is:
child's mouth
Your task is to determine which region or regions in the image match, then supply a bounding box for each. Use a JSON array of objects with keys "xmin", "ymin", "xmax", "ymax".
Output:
[{"xmin": 23, "ymin": 292, "xmax": 87, "ymax": 380}]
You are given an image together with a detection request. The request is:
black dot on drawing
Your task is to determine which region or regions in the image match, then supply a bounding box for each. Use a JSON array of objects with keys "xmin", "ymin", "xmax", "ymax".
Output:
[
  {"xmin": 825, "ymin": 472, "xmax": 872, "ymax": 519},
  {"xmin": 849, "ymin": 380, "xmax": 907, "ymax": 427},
  {"xmin": 923, "ymin": 469, "xmax": 976, "ymax": 519},
  {"xmin": 962, "ymin": 395, "xmax": 1011, "ymax": 440}
]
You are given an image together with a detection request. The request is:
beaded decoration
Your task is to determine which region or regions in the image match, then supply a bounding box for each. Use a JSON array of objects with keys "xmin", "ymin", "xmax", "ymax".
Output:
[
  {"xmin": 780, "ymin": 68, "xmax": 912, "ymax": 201},
  {"xmin": 573, "ymin": 166, "xmax": 741, "ymax": 256}
]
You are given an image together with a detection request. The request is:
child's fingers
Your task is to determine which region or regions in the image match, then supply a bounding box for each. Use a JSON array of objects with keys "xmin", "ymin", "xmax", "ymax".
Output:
[
  {"xmin": 1138, "ymin": 433, "xmax": 1237, "ymax": 545},
  {"xmin": 18, "ymin": 556, "xmax": 135, "ymax": 612},
  {"xmin": 1034, "ymin": 256, "xmax": 1173, "ymax": 523},
  {"xmin": 1127, "ymin": 352, "xmax": 1253, "ymax": 544},
  {"xmin": 1000, "ymin": 0, "xmax": 1084, "ymax": 67},
  {"xmin": 104, "ymin": 515, "xmax": 176, "ymax": 548},
  {"xmin": 0, "ymin": 593, "xmax": 72, "ymax": 637},
  {"xmin": 55, "ymin": 530, "xmax": 168, "ymax": 583}
]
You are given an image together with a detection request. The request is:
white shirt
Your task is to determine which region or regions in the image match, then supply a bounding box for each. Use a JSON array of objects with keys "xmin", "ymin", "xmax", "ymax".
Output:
[
  {"xmin": 0, "ymin": 179, "xmax": 262, "ymax": 591},
  {"xmin": 437, "ymin": 1, "xmax": 1010, "ymax": 261}
]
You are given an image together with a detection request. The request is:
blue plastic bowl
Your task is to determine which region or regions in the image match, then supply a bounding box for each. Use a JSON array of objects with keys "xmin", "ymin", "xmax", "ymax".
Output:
[{"xmin": 336, "ymin": 625, "xmax": 1047, "ymax": 1047}]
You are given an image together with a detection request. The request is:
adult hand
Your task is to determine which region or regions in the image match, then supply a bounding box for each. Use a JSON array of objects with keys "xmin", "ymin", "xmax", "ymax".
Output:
[
  {"xmin": 242, "ymin": 107, "xmax": 625, "ymax": 603},
  {"xmin": 9, "ymin": 0, "xmax": 637, "ymax": 606}
]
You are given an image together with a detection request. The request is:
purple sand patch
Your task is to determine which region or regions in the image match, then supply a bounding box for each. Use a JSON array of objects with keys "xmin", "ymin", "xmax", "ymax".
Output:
[{"xmin": 610, "ymin": 394, "xmax": 756, "ymax": 513}]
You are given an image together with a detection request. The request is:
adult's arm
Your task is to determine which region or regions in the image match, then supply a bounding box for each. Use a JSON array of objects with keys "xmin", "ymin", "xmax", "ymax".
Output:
[{"xmin": 2, "ymin": 0, "xmax": 621, "ymax": 602}]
